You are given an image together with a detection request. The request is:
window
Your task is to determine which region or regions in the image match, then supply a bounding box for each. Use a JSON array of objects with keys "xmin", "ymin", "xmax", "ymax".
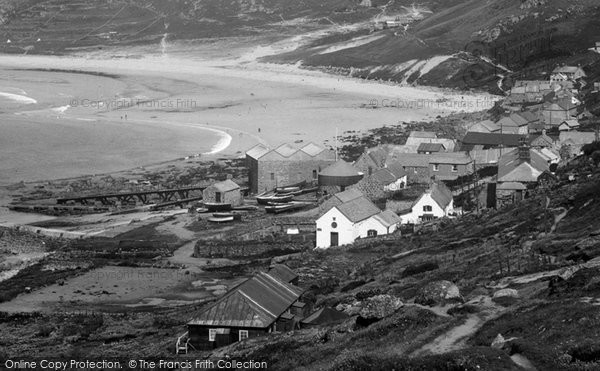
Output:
[
  {"xmin": 313, "ymin": 170, "xmax": 318, "ymax": 179},
  {"xmin": 423, "ymin": 205, "xmax": 433, "ymax": 212},
  {"xmin": 239, "ymin": 330, "xmax": 249, "ymax": 341},
  {"xmin": 270, "ymin": 173, "xmax": 275, "ymax": 180},
  {"xmin": 367, "ymin": 230, "xmax": 378, "ymax": 238},
  {"xmin": 451, "ymin": 165, "xmax": 458, "ymax": 172},
  {"xmin": 432, "ymin": 164, "xmax": 439, "ymax": 172},
  {"xmin": 209, "ymin": 329, "xmax": 217, "ymax": 342}
]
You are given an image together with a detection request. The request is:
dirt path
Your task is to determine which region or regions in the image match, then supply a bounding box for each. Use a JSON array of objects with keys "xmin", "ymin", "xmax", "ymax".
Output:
[
  {"xmin": 549, "ymin": 207, "xmax": 570, "ymax": 233},
  {"xmin": 411, "ymin": 296, "xmax": 504, "ymax": 356}
]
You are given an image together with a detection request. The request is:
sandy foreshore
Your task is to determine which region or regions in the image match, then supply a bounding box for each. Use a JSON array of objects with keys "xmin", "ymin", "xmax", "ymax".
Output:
[{"xmin": 0, "ymin": 41, "xmax": 499, "ymax": 185}]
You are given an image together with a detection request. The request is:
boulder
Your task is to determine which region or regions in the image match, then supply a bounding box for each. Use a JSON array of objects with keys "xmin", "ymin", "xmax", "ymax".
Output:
[
  {"xmin": 491, "ymin": 333, "xmax": 506, "ymax": 349},
  {"xmin": 415, "ymin": 281, "xmax": 463, "ymax": 306},
  {"xmin": 493, "ymin": 288, "xmax": 519, "ymax": 299},
  {"xmin": 358, "ymin": 295, "xmax": 404, "ymax": 320}
]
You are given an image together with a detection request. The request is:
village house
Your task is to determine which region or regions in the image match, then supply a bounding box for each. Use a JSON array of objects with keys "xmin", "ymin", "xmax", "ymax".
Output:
[
  {"xmin": 496, "ymin": 144, "xmax": 549, "ymax": 207},
  {"xmin": 504, "ymin": 80, "xmax": 573, "ymax": 107},
  {"xmin": 400, "ymin": 182, "xmax": 454, "ymax": 224},
  {"xmin": 468, "ymin": 120, "xmax": 500, "ymax": 134},
  {"xmin": 245, "ymin": 142, "xmax": 335, "ymax": 194},
  {"xmin": 316, "ymin": 195, "xmax": 401, "ymax": 248},
  {"xmin": 387, "ymin": 154, "xmax": 430, "ymax": 183},
  {"xmin": 541, "ymin": 98, "xmax": 578, "ymax": 127},
  {"xmin": 187, "ymin": 271, "xmax": 304, "ymax": 350},
  {"xmin": 496, "ymin": 113, "xmax": 533, "ymax": 135},
  {"xmin": 428, "ymin": 152, "xmax": 474, "ymax": 181},
  {"xmin": 528, "ymin": 130, "xmax": 556, "ymax": 149},
  {"xmin": 551, "ymin": 65, "xmax": 586, "ymax": 82},
  {"xmin": 558, "ymin": 119, "xmax": 580, "ymax": 131},
  {"xmin": 202, "ymin": 179, "xmax": 243, "ymax": 207}
]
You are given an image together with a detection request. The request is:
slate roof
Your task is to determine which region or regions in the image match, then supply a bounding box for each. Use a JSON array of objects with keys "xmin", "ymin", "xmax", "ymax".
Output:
[
  {"xmin": 497, "ymin": 148, "xmax": 549, "ymax": 183},
  {"xmin": 429, "ymin": 182, "xmax": 453, "ymax": 209},
  {"xmin": 560, "ymin": 119, "xmax": 580, "ymax": 129},
  {"xmin": 246, "ymin": 144, "xmax": 271, "ymax": 160},
  {"xmin": 386, "ymin": 162, "xmax": 408, "ymax": 179},
  {"xmin": 335, "ymin": 196, "xmax": 382, "ymax": 223},
  {"xmin": 371, "ymin": 168, "xmax": 397, "ymax": 184},
  {"xmin": 418, "ymin": 142, "xmax": 446, "ymax": 153},
  {"xmin": 470, "ymin": 120, "xmax": 500, "ymax": 133},
  {"xmin": 373, "ymin": 209, "xmax": 402, "ymax": 227},
  {"xmin": 268, "ymin": 264, "xmax": 298, "ymax": 284},
  {"xmin": 188, "ymin": 272, "xmax": 303, "ymax": 328},
  {"xmin": 211, "ymin": 179, "xmax": 240, "ymax": 193},
  {"xmin": 390, "ymin": 154, "xmax": 430, "ymax": 168},
  {"xmin": 334, "ymin": 188, "xmax": 364, "ymax": 203}
]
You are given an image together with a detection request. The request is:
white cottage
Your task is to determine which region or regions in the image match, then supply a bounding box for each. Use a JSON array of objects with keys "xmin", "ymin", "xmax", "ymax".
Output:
[
  {"xmin": 401, "ymin": 183, "xmax": 454, "ymax": 224},
  {"xmin": 316, "ymin": 196, "xmax": 400, "ymax": 249}
]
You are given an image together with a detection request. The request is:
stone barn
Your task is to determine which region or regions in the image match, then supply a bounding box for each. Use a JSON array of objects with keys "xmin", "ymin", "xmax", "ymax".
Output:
[
  {"xmin": 202, "ymin": 179, "xmax": 242, "ymax": 206},
  {"xmin": 246, "ymin": 142, "xmax": 335, "ymax": 194}
]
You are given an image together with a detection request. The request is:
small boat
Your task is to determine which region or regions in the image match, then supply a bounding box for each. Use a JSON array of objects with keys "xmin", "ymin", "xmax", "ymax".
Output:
[
  {"xmin": 204, "ymin": 202, "xmax": 232, "ymax": 212},
  {"xmin": 212, "ymin": 212, "xmax": 242, "ymax": 220},
  {"xmin": 276, "ymin": 186, "xmax": 300, "ymax": 194},
  {"xmin": 232, "ymin": 205, "xmax": 258, "ymax": 211},
  {"xmin": 265, "ymin": 202, "xmax": 309, "ymax": 214},
  {"xmin": 207, "ymin": 216, "xmax": 235, "ymax": 223},
  {"xmin": 256, "ymin": 193, "xmax": 294, "ymax": 205}
]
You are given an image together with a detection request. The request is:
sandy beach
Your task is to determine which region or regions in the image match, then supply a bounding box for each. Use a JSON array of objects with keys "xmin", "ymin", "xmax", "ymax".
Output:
[{"xmin": 0, "ymin": 37, "xmax": 499, "ymax": 185}]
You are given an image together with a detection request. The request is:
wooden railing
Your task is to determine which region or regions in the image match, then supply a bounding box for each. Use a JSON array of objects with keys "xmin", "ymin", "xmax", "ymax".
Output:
[{"xmin": 176, "ymin": 331, "xmax": 189, "ymax": 354}]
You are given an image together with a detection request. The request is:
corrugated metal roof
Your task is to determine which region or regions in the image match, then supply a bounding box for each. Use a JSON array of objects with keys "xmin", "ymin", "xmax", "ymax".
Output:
[
  {"xmin": 246, "ymin": 144, "xmax": 271, "ymax": 160},
  {"xmin": 188, "ymin": 272, "xmax": 303, "ymax": 328},
  {"xmin": 336, "ymin": 196, "xmax": 381, "ymax": 223},
  {"xmin": 301, "ymin": 142, "xmax": 325, "ymax": 157},
  {"xmin": 429, "ymin": 152, "xmax": 473, "ymax": 165},
  {"xmin": 268, "ymin": 264, "xmax": 298, "ymax": 284}
]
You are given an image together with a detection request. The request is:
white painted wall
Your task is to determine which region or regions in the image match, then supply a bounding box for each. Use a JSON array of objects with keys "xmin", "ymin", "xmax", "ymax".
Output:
[
  {"xmin": 316, "ymin": 207, "xmax": 355, "ymax": 248},
  {"xmin": 316, "ymin": 208, "xmax": 399, "ymax": 248},
  {"xmin": 384, "ymin": 175, "xmax": 408, "ymax": 192}
]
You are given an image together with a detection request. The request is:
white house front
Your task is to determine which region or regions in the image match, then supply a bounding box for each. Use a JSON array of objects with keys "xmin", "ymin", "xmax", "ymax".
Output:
[
  {"xmin": 401, "ymin": 191, "xmax": 453, "ymax": 225},
  {"xmin": 316, "ymin": 207, "xmax": 400, "ymax": 248}
]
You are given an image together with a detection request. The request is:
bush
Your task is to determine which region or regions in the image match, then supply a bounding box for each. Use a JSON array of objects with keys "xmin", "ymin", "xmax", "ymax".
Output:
[
  {"xmin": 401, "ymin": 261, "xmax": 439, "ymax": 278},
  {"xmin": 36, "ymin": 323, "xmax": 54, "ymax": 337}
]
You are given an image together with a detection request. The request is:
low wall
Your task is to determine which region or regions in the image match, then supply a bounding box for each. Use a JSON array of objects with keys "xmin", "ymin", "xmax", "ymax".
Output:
[{"xmin": 194, "ymin": 237, "xmax": 314, "ymax": 259}]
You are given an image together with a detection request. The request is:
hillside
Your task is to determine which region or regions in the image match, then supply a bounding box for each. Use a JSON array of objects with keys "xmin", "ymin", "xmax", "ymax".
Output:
[{"xmin": 194, "ymin": 151, "xmax": 600, "ymax": 370}]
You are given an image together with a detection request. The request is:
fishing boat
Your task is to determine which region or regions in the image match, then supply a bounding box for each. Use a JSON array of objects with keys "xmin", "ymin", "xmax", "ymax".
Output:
[
  {"xmin": 212, "ymin": 212, "xmax": 242, "ymax": 220},
  {"xmin": 256, "ymin": 193, "xmax": 294, "ymax": 205},
  {"xmin": 203, "ymin": 202, "xmax": 232, "ymax": 212},
  {"xmin": 265, "ymin": 202, "xmax": 309, "ymax": 214},
  {"xmin": 275, "ymin": 181, "xmax": 306, "ymax": 193},
  {"xmin": 207, "ymin": 216, "xmax": 235, "ymax": 223},
  {"xmin": 232, "ymin": 205, "xmax": 258, "ymax": 211}
]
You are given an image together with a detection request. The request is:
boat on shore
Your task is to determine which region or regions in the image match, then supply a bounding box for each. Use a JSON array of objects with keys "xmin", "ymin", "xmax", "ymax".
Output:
[
  {"xmin": 203, "ymin": 202, "xmax": 232, "ymax": 212},
  {"xmin": 212, "ymin": 212, "xmax": 242, "ymax": 220},
  {"xmin": 256, "ymin": 193, "xmax": 294, "ymax": 205},
  {"xmin": 265, "ymin": 201, "xmax": 310, "ymax": 214}
]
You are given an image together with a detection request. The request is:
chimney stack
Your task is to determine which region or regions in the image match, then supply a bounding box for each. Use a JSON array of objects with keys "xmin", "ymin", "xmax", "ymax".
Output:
[{"xmin": 518, "ymin": 137, "xmax": 530, "ymax": 162}]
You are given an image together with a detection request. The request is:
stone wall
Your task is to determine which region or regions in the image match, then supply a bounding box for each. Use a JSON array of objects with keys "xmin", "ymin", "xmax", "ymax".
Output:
[{"xmin": 194, "ymin": 238, "xmax": 313, "ymax": 259}]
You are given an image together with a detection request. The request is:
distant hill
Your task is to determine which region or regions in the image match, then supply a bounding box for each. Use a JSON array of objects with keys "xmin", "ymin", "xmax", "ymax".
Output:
[{"xmin": 1, "ymin": 0, "xmax": 599, "ymax": 92}]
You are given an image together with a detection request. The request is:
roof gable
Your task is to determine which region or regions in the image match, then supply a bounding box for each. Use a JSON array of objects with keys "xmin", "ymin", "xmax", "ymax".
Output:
[
  {"xmin": 301, "ymin": 142, "xmax": 325, "ymax": 157},
  {"xmin": 246, "ymin": 144, "xmax": 270, "ymax": 160},
  {"xmin": 188, "ymin": 273, "xmax": 303, "ymax": 328},
  {"xmin": 274, "ymin": 143, "xmax": 299, "ymax": 157},
  {"xmin": 335, "ymin": 196, "xmax": 381, "ymax": 223}
]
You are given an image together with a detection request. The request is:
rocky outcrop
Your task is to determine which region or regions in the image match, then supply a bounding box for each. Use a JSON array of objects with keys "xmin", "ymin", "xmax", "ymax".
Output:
[{"xmin": 415, "ymin": 281, "xmax": 463, "ymax": 306}]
